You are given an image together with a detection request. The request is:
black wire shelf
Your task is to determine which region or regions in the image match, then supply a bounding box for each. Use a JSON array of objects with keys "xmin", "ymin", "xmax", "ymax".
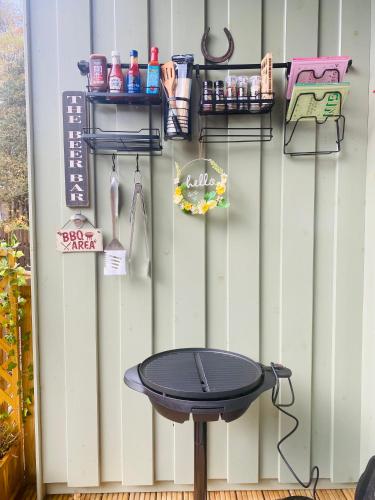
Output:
[
  {"xmin": 199, "ymin": 122, "xmax": 273, "ymax": 144},
  {"xmin": 199, "ymin": 93, "xmax": 275, "ymax": 116},
  {"xmin": 86, "ymin": 91, "xmax": 162, "ymax": 105},
  {"xmin": 284, "ymin": 90, "xmax": 346, "ymax": 156},
  {"xmin": 82, "ymin": 127, "xmax": 162, "ymax": 155}
]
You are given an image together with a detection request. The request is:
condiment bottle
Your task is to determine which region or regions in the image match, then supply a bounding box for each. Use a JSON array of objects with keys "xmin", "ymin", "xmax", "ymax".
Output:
[
  {"xmin": 201, "ymin": 81, "xmax": 213, "ymax": 111},
  {"xmin": 126, "ymin": 50, "xmax": 141, "ymax": 93},
  {"xmin": 89, "ymin": 54, "xmax": 107, "ymax": 91},
  {"xmin": 146, "ymin": 47, "xmax": 160, "ymax": 95},
  {"xmin": 108, "ymin": 51, "xmax": 124, "ymax": 93},
  {"xmin": 214, "ymin": 80, "xmax": 225, "ymax": 111},
  {"xmin": 225, "ymin": 76, "xmax": 237, "ymax": 111}
]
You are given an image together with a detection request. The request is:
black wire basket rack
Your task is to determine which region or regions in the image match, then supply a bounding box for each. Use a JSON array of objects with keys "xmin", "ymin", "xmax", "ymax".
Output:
[{"xmin": 81, "ymin": 127, "xmax": 162, "ymax": 155}]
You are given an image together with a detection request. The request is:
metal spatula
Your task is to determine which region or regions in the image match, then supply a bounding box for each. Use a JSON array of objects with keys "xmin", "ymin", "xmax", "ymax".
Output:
[{"xmin": 104, "ymin": 167, "xmax": 127, "ymax": 276}]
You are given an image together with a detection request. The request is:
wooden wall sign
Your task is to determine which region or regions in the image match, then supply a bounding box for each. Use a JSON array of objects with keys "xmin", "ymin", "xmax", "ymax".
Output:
[
  {"xmin": 57, "ymin": 215, "xmax": 103, "ymax": 253},
  {"xmin": 62, "ymin": 91, "xmax": 89, "ymax": 207}
]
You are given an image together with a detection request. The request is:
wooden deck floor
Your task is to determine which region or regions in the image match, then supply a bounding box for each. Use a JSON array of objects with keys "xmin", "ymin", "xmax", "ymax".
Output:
[{"xmin": 18, "ymin": 487, "xmax": 356, "ymax": 500}]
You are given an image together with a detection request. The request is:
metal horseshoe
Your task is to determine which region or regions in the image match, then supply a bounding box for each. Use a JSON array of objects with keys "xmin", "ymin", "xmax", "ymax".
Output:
[{"xmin": 201, "ymin": 27, "xmax": 234, "ymax": 63}]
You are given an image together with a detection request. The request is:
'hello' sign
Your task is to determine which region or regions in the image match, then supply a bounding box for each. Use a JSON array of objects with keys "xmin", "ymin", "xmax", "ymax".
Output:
[{"xmin": 62, "ymin": 91, "xmax": 89, "ymax": 207}]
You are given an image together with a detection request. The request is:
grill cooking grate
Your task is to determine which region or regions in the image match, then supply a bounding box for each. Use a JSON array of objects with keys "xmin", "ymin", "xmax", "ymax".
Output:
[{"xmin": 139, "ymin": 348, "xmax": 263, "ymax": 401}]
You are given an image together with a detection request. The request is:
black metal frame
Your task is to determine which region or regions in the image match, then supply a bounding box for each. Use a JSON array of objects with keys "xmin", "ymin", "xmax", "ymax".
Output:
[
  {"xmin": 77, "ymin": 59, "xmax": 353, "ymax": 152},
  {"xmin": 199, "ymin": 114, "xmax": 273, "ymax": 143},
  {"xmin": 194, "ymin": 422, "xmax": 207, "ymax": 500},
  {"xmin": 86, "ymin": 90, "xmax": 161, "ymax": 106},
  {"xmin": 82, "ymin": 85, "xmax": 163, "ymax": 155},
  {"xmin": 195, "ymin": 64, "xmax": 276, "ymax": 144},
  {"xmin": 78, "ymin": 61, "xmax": 291, "ymax": 76},
  {"xmin": 284, "ymin": 89, "xmax": 345, "ymax": 156},
  {"xmin": 199, "ymin": 92, "xmax": 275, "ymax": 116},
  {"xmin": 81, "ymin": 127, "xmax": 162, "ymax": 155},
  {"xmin": 77, "ymin": 60, "xmax": 289, "ymax": 147},
  {"xmin": 163, "ymin": 94, "xmax": 192, "ymax": 141},
  {"xmin": 283, "ymin": 61, "xmax": 352, "ymax": 156}
]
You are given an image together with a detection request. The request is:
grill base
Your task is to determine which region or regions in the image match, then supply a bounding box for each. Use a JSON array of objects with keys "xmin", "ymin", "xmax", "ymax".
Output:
[{"xmin": 194, "ymin": 422, "xmax": 207, "ymax": 500}]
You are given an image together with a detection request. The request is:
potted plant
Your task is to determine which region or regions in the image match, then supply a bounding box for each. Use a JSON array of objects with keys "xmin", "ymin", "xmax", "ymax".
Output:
[{"xmin": 0, "ymin": 419, "xmax": 23, "ymax": 499}]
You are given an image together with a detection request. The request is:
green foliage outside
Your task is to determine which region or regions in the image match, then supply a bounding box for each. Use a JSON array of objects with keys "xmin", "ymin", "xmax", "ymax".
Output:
[{"xmin": 0, "ymin": 0, "xmax": 28, "ymax": 207}]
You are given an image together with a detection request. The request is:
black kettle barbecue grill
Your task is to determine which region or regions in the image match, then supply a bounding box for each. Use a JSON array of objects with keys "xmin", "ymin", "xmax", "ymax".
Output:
[{"xmin": 124, "ymin": 348, "xmax": 317, "ymax": 500}]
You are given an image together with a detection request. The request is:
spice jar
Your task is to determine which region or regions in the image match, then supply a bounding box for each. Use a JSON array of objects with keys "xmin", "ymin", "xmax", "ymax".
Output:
[
  {"xmin": 237, "ymin": 76, "xmax": 249, "ymax": 110},
  {"xmin": 249, "ymin": 75, "xmax": 261, "ymax": 110},
  {"xmin": 201, "ymin": 81, "xmax": 213, "ymax": 111},
  {"xmin": 225, "ymin": 76, "xmax": 237, "ymax": 111},
  {"xmin": 214, "ymin": 80, "xmax": 225, "ymax": 111},
  {"xmin": 89, "ymin": 54, "xmax": 108, "ymax": 91}
]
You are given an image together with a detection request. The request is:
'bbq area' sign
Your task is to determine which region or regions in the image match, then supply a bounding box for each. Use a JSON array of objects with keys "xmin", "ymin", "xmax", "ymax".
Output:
[
  {"xmin": 62, "ymin": 91, "xmax": 89, "ymax": 207},
  {"xmin": 56, "ymin": 219, "xmax": 103, "ymax": 253}
]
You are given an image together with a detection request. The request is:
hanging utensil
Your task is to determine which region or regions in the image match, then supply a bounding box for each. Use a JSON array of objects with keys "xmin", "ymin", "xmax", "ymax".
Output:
[
  {"xmin": 104, "ymin": 154, "xmax": 127, "ymax": 276},
  {"xmin": 128, "ymin": 155, "xmax": 151, "ymax": 277},
  {"xmin": 161, "ymin": 61, "xmax": 182, "ymax": 135}
]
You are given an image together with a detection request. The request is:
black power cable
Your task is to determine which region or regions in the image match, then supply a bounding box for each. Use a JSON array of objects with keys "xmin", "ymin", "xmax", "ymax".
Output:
[{"xmin": 270, "ymin": 362, "xmax": 320, "ymax": 500}]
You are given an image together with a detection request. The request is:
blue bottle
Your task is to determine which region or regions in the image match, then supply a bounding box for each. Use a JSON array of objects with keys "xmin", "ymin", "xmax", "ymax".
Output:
[
  {"xmin": 146, "ymin": 47, "xmax": 160, "ymax": 95},
  {"xmin": 126, "ymin": 50, "xmax": 141, "ymax": 93}
]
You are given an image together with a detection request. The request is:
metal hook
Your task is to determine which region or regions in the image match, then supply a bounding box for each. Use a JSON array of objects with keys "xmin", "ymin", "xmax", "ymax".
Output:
[
  {"xmin": 134, "ymin": 154, "xmax": 142, "ymax": 183},
  {"xmin": 112, "ymin": 153, "xmax": 116, "ymax": 172},
  {"xmin": 201, "ymin": 27, "xmax": 235, "ymax": 64}
]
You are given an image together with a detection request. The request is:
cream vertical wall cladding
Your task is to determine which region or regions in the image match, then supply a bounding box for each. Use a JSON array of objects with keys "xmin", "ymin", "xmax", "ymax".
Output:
[
  {"xmin": 330, "ymin": 0, "xmax": 370, "ymax": 483},
  {"xmin": 93, "ymin": 0, "xmax": 122, "ymax": 483},
  {"xmin": 260, "ymin": 0, "xmax": 285, "ymax": 481},
  {"xmin": 29, "ymin": 0, "xmax": 68, "ymax": 484},
  {"xmin": 114, "ymin": 0, "xmax": 154, "ymax": 486},
  {"xmin": 361, "ymin": 0, "xmax": 375, "ymax": 470},
  {"xmin": 205, "ymin": 0, "xmax": 229, "ymax": 482},
  {"xmin": 26, "ymin": 0, "xmax": 373, "ymax": 493},
  {"xmin": 226, "ymin": 0, "xmax": 262, "ymax": 484},
  {"xmin": 310, "ymin": 0, "xmax": 340, "ymax": 478},
  {"xmin": 171, "ymin": 0, "xmax": 206, "ymax": 485},
  {"xmin": 56, "ymin": 0, "xmax": 100, "ymax": 487},
  {"xmin": 279, "ymin": 0, "xmax": 318, "ymax": 484},
  {"xmin": 149, "ymin": 0, "xmax": 175, "ymax": 484}
]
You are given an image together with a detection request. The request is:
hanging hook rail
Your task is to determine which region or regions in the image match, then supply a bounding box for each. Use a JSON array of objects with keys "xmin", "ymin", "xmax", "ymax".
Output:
[{"xmin": 78, "ymin": 60, "xmax": 351, "ymax": 76}]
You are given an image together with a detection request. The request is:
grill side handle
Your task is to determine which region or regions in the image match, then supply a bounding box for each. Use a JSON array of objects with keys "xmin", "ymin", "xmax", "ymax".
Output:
[
  {"xmin": 124, "ymin": 365, "xmax": 146, "ymax": 394},
  {"xmin": 262, "ymin": 363, "xmax": 292, "ymax": 380}
]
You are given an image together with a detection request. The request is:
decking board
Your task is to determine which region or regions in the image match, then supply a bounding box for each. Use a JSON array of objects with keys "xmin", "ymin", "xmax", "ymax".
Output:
[{"xmin": 17, "ymin": 487, "xmax": 356, "ymax": 500}]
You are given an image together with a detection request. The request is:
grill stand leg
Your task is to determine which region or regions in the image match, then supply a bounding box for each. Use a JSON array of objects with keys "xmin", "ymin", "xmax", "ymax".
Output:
[{"xmin": 194, "ymin": 421, "xmax": 207, "ymax": 500}]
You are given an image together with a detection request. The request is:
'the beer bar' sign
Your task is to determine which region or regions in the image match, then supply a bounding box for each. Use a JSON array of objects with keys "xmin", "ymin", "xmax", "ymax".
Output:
[{"xmin": 62, "ymin": 91, "xmax": 89, "ymax": 207}]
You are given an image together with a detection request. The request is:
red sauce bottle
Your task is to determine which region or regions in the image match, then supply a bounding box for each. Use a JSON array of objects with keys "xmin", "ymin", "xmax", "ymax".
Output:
[
  {"xmin": 89, "ymin": 53, "xmax": 107, "ymax": 91},
  {"xmin": 108, "ymin": 50, "xmax": 124, "ymax": 93}
]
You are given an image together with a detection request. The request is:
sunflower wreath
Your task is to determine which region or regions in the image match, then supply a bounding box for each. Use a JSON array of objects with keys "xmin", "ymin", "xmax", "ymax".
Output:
[{"xmin": 173, "ymin": 158, "xmax": 230, "ymax": 215}]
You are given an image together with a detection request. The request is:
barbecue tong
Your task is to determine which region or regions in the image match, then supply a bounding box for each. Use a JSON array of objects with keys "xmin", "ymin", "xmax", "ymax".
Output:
[{"xmin": 128, "ymin": 156, "xmax": 151, "ymax": 277}]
